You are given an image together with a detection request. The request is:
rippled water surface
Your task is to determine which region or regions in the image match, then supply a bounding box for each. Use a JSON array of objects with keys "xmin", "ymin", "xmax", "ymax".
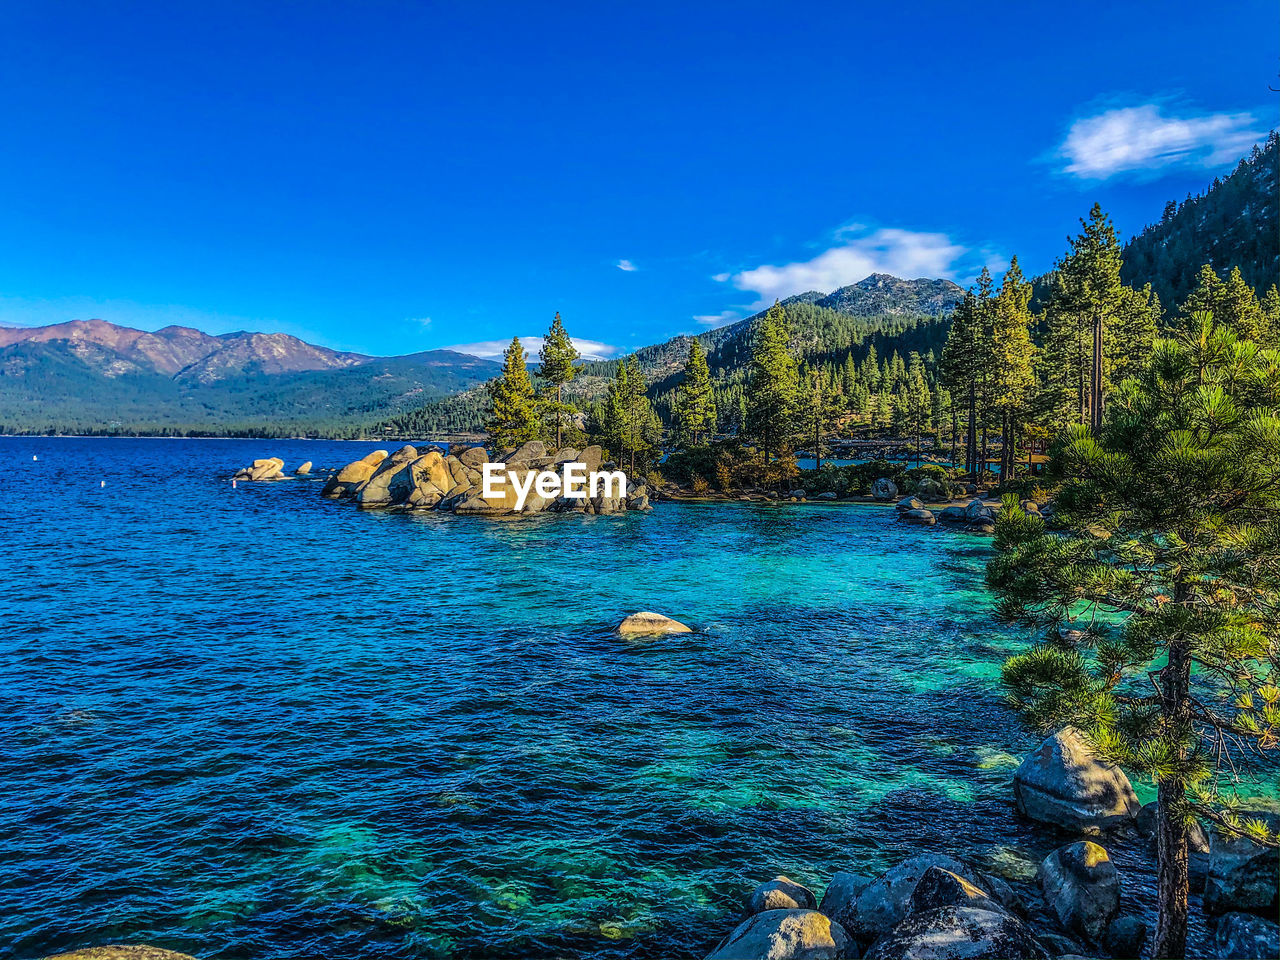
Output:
[{"xmin": 0, "ymin": 437, "xmax": 1236, "ymax": 959}]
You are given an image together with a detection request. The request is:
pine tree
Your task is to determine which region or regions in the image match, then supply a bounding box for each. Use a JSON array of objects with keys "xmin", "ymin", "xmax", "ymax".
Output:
[
  {"xmin": 989, "ymin": 315, "xmax": 1280, "ymax": 959},
  {"xmin": 941, "ymin": 287, "xmax": 983, "ymax": 474},
  {"xmin": 1181, "ymin": 265, "xmax": 1268, "ymax": 343},
  {"xmin": 538, "ymin": 311, "xmax": 580, "ymax": 449},
  {"xmin": 990, "ymin": 256, "xmax": 1037, "ymax": 481},
  {"xmin": 485, "ymin": 336, "xmax": 543, "ymax": 447},
  {"xmin": 675, "ymin": 338, "xmax": 716, "ymax": 445},
  {"xmin": 602, "ymin": 360, "xmax": 631, "ymax": 466},
  {"xmin": 799, "ymin": 364, "xmax": 837, "ymax": 468},
  {"xmin": 745, "ymin": 301, "xmax": 799, "ymax": 470}
]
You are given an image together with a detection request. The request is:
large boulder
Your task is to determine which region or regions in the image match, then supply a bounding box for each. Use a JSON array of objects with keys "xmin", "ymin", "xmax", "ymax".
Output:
[
  {"xmin": 616, "ymin": 612, "xmax": 691, "ymax": 635},
  {"xmin": 871, "ymin": 478, "xmax": 898, "ymax": 501},
  {"xmin": 909, "ymin": 867, "xmax": 1004, "ymax": 915},
  {"xmin": 748, "ymin": 877, "xmax": 819, "ymax": 915},
  {"xmin": 964, "ymin": 498, "xmax": 994, "ymax": 521},
  {"xmin": 507, "ymin": 440, "xmax": 547, "ymax": 465},
  {"xmin": 846, "ymin": 854, "xmax": 985, "ymax": 941},
  {"xmin": 459, "ymin": 445, "xmax": 489, "ymax": 468},
  {"xmin": 818, "ymin": 873, "xmax": 874, "ymax": 934},
  {"xmin": 1012, "ymin": 727, "xmax": 1139, "ymax": 831},
  {"xmin": 863, "ymin": 907, "xmax": 1047, "ymax": 960},
  {"xmin": 706, "ymin": 909, "xmax": 854, "ymax": 960},
  {"xmin": 579, "ymin": 444, "xmax": 604, "ymax": 474},
  {"xmin": 1214, "ymin": 911, "xmax": 1280, "ymax": 960},
  {"xmin": 896, "ymin": 497, "xmax": 924, "ymax": 513},
  {"xmin": 938, "ymin": 505, "xmax": 967, "ymax": 523},
  {"xmin": 1036, "ymin": 841, "xmax": 1120, "ymax": 944},
  {"xmin": 295, "ymin": 461, "xmax": 312, "ymax": 475},
  {"xmin": 244, "ymin": 457, "xmax": 285, "ymax": 481},
  {"xmin": 1203, "ymin": 812, "xmax": 1280, "ymax": 916},
  {"xmin": 1103, "ymin": 915, "xmax": 1147, "ymax": 958},
  {"xmin": 320, "ymin": 450, "xmax": 388, "ymax": 498}
]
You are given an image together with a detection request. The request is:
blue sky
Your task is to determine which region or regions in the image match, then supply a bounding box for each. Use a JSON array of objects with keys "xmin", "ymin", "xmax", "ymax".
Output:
[{"xmin": 0, "ymin": 1, "xmax": 1275, "ymax": 359}]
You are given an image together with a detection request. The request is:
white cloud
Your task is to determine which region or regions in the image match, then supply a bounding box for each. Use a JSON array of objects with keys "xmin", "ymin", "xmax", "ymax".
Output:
[
  {"xmin": 409, "ymin": 316, "xmax": 432, "ymax": 328},
  {"xmin": 1059, "ymin": 103, "xmax": 1264, "ymax": 179},
  {"xmin": 443, "ymin": 336, "xmax": 620, "ymax": 362},
  {"xmin": 722, "ymin": 227, "xmax": 969, "ymax": 307},
  {"xmin": 711, "ymin": 272, "xmax": 730, "ymax": 283},
  {"xmin": 693, "ymin": 310, "xmax": 742, "ymax": 329},
  {"xmin": 616, "ymin": 259, "xmax": 638, "ymax": 272}
]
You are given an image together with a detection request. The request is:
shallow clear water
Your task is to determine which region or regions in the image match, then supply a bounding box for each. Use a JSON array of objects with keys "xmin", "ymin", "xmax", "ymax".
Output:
[{"xmin": 0, "ymin": 438, "xmax": 1244, "ymax": 959}]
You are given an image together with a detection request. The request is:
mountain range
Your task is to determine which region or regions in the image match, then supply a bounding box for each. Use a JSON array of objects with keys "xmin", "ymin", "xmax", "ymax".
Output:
[
  {"xmin": 3, "ymin": 136, "xmax": 1273, "ymax": 437},
  {"xmin": 0, "ymin": 320, "xmax": 499, "ymax": 435}
]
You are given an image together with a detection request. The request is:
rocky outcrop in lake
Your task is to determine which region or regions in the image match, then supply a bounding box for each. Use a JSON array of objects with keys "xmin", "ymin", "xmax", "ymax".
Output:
[{"xmin": 321, "ymin": 441, "xmax": 652, "ymax": 517}]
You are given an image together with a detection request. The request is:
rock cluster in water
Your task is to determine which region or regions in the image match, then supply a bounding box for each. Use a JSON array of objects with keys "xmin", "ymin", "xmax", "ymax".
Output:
[
  {"xmin": 321, "ymin": 441, "xmax": 652, "ymax": 516},
  {"xmin": 894, "ymin": 493, "xmax": 1051, "ymax": 535}
]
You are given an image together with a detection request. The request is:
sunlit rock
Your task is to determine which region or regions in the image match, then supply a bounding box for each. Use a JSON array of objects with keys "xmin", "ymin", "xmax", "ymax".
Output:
[
  {"xmin": 748, "ymin": 876, "xmax": 818, "ymax": 915},
  {"xmin": 1012, "ymin": 727, "xmax": 1139, "ymax": 832},
  {"xmin": 706, "ymin": 909, "xmax": 854, "ymax": 960},
  {"xmin": 1036, "ymin": 841, "xmax": 1120, "ymax": 943},
  {"xmin": 616, "ymin": 612, "xmax": 692, "ymax": 635}
]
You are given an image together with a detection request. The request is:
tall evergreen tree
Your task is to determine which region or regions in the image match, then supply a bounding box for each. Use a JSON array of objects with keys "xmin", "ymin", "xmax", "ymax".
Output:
[
  {"xmin": 989, "ymin": 316, "xmax": 1280, "ymax": 959},
  {"xmin": 675, "ymin": 338, "xmax": 717, "ymax": 445},
  {"xmin": 745, "ymin": 301, "xmax": 799, "ymax": 469},
  {"xmin": 485, "ymin": 337, "xmax": 543, "ymax": 447},
  {"xmin": 538, "ymin": 312, "xmax": 580, "ymax": 448},
  {"xmin": 990, "ymin": 256, "xmax": 1036, "ymax": 481}
]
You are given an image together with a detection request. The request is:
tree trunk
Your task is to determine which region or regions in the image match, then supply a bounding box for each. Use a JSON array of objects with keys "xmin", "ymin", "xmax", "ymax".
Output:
[
  {"xmin": 950, "ymin": 403, "xmax": 958, "ymax": 468},
  {"xmin": 966, "ymin": 383, "xmax": 976, "ymax": 477},
  {"xmin": 1091, "ymin": 310, "xmax": 1104, "ymax": 432},
  {"xmin": 555, "ymin": 384, "xmax": 563, "ymax": 448},
  {"xmin": 1153, "ymin": 635, "xmax": 1192, "ymax": 960}
]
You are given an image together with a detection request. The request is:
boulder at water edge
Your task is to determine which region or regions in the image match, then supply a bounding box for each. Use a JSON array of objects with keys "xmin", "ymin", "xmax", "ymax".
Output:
[
  {"xmin": 232, "ymin": 457, "xmax": 286, "ymax": 481},
  {"xmin": 863, "ymin": 906, "xmax": 1047, "ymax": 960},
  {"xmin": 1214, "ymin": 912, "xmax": 1280, "ymax": 960},
  {"xmin": 871, "ymin": 478, "xmax": 898, "ymax": 501},
  {"xmin": 295, "ymin": 461, "xmax": 312, "ymax": 475},
  {"xmin": 899, "ymin": 508, "xmax": 936, "ymax": 526},
  {"xmin": 909, "ymin": 867, "xmax": 1004, "ymax": 915},
  {"xmin": 844, "ymin": 853, "xmax": 987, "ymax": 941},
  {"xmin": 748, "ymin": 877, "xmax": 818, "ymax": 915},
  {"xmin": 616, "ymin": 612, "xmax": 691, "ymax": 636},
  {"xmin": 896, "ymin": 497, "xmax": 924, "ymax": 512},
  {"xmin": 818, "ymin": 872, "xmax": 874, "ymax": 935},
  {"xmin": 1012, "ymin": 727, "xmax": 1139, "ymax": 832},
  {"xmin": 1203, "ymin": 812, "xmax": 1280, "ymax": 916},
  {"xmin": 706, "ymin": 909, "xmax": 854, "ymax": 960},
  {"xmin": 1036, "ymin": 841, "xmax": 1120, "ymax": 944}
]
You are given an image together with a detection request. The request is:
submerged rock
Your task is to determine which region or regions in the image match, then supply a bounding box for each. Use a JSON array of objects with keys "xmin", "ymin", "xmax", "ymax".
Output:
[
  {"xmin": 1036, "ymin": 841, "xmax": 1120, "ymax": 943},
  {"xmin": 1012, "ymin": 727, "xmax": 1139, "ymax": 832},
  {"xmin": 1214, "ymin": 911, "xmax": 1280, "ymax": 960},
  {"xmin": 706, "ymin": 909, "xmax": 854, "ymax": 960},
  {"xmin": 748, "ymin": 876, "xmax": 818, "ymax": 915},
  {"xmin": 863, "ymin": 906, "xmax": 1047, "ymax": 960},
  {"xmin": 44, "ymin": 949, "xmax": 198, "ymax": 960},
  {"xmin": 616, "ymin": 612, "xmax": 691, "ymax": 636}
]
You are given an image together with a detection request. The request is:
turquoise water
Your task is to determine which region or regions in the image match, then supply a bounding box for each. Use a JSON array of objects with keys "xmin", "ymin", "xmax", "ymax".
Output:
[{"xmin": 0, "ymin": 438, "xmax": 1211, "ymax": 958}]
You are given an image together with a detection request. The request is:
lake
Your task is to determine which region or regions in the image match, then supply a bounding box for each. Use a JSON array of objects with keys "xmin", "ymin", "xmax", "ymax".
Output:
[{"xmin": 0, "ymin": 437, "xmax": 1220, "ymax": 958}]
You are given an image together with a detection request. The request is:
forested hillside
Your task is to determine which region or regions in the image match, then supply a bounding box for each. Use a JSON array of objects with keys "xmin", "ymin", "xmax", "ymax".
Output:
[{"xmin": 1121, "ymin": 130, "xmax": 1278, "ymax": 308}]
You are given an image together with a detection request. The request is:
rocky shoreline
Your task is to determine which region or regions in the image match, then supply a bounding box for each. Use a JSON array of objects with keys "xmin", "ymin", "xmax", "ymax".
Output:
[{"xmin": 699, "ymin": 725, "xmax": 1277, "ymax": 960}]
